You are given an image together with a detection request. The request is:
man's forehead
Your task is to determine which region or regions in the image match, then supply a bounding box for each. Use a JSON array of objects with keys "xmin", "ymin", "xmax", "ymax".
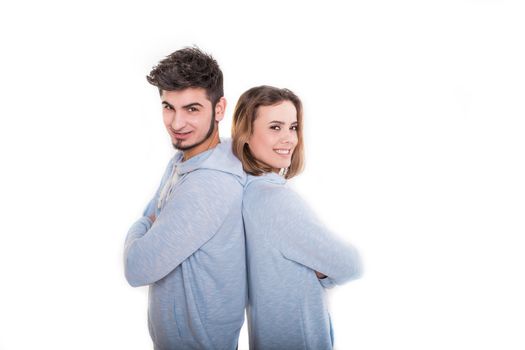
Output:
[{"xmin": 161, "ymin": 87, "xmax": 211, "ymax": 106}]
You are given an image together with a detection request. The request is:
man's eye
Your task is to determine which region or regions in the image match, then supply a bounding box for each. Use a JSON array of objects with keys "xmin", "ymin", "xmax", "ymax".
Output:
[
  {"xmin": 163, "ymin": 104, "xmax": 173, "ymax": 110},
  {"xmin": 187, "ymin": 107, "xmax": 199, "ymax": 112}
]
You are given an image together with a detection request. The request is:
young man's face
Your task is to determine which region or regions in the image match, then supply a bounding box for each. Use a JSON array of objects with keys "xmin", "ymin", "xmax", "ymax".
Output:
[{"xmin": 161, "ymin": 88, "xmax": 225, "ymax": 158}]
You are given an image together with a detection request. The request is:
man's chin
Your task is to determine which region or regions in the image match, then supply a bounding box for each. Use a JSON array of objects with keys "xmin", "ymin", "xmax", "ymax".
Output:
[
  {"xmin": 172, "ymin": 143, "xmax": 192, "ymax": 151},
  {"xmin": 172, "ymin": 139, "xmax": 200, "ymax": 151},
  {"xmin": 172, "ymin": 123, "xmax": 216, "ymax": 153}
]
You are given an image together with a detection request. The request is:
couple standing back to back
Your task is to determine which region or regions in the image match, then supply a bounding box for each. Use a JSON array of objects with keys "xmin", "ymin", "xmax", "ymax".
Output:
[{"xmin": 124, "ymin": 47, "xmax": 362, "ymax": 350}]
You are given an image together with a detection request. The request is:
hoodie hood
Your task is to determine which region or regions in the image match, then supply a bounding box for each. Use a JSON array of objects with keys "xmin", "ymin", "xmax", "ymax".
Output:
[{"xmin": 173, "ymin": 138, "xmax": 246, "ymax": 184}]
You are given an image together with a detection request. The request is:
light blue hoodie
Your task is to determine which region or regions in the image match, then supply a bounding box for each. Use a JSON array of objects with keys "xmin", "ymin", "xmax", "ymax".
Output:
[
  {"xmin": 124, "ymin": 139, "xmax": 246, "ymax": 350},
  {"xmin": 242, "ymin": 172, "xmax": 362, "ymax": 350}
]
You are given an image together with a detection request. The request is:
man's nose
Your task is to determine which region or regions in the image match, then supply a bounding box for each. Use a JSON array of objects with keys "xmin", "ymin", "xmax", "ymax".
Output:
[{"xmin": 172, "ymin": 113, "xmax": 186, "ymax": 131}]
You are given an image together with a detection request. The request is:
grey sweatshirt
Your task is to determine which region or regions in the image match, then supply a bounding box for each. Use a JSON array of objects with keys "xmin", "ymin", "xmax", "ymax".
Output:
[
  {"xmin": 124, "ymin": 139, "xmax": 246, "ymax": 350},
  {"xmin": 242, "ymin": 172, "xmax": 362, "ymax": 350}
]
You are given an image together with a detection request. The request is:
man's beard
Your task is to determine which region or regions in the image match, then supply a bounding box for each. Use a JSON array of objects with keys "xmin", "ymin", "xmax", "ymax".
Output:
[{"xmin": 172, "ymin": 109, "xmax": 216, "ymax": 151}]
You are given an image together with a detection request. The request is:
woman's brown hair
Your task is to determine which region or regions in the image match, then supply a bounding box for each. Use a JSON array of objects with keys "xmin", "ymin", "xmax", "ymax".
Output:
[{"xmin": 231, "ymin": 85, "xmax": 304, "ymax": 179}]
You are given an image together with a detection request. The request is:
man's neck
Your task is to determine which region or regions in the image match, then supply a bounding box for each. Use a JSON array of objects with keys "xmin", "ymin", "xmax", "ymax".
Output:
[{"xmin": 182, "ymin": 130, "xmax": 220, "ymax": 161}]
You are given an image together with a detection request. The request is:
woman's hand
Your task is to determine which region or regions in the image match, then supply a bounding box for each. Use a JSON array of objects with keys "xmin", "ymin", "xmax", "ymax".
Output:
[{"xmin": 315, "ymin": 271, "xmax": 327, "ymax": 279}]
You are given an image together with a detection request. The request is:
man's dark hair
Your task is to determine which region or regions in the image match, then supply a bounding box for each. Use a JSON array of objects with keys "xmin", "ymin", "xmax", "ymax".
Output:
[{"xmin": 146, "ymin": 47, "xmax": 224, "ymax": 106}]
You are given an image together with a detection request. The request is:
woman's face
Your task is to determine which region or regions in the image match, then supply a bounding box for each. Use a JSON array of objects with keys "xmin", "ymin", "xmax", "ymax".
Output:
[{"xmin": 248, "ymin": 100, "xmax": 298, "ymax": 172}]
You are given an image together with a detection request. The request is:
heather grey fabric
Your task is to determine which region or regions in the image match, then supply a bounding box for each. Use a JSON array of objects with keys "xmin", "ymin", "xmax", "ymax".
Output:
[
  {"xmin": 243, "ymin": 172, "xmax": 362, "ymax": 350},
  {"xmin": 125, "ymin": 139, "xmax": 246, "ymax": 350}
]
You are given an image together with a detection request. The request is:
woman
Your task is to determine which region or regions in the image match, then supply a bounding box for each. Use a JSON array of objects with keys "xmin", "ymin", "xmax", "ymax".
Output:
[{"xmin": 231, "ymin": 85, "xmax": 362, "ymax": 349}]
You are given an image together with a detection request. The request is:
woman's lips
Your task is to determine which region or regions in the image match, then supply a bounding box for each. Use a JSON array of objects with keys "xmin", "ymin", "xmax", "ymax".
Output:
[{"xmin": 274, "ymin": 148, "xmax": 291, "ymax": 156}]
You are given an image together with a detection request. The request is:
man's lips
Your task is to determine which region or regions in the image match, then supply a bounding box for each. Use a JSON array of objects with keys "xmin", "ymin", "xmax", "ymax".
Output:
[{"xmin": 171, "ymin": 130, "xmax": 192, "ymax": 140}]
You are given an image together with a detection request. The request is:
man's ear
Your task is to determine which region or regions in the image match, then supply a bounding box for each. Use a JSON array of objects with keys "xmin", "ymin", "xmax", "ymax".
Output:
[{"xmin": 214, "ymin": 97, "xmax": 227, "ymax": 122}]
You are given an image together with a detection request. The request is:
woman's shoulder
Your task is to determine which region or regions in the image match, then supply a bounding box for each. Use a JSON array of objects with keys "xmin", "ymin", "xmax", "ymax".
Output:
[
  {"xmin": 245, "ymin": 173, "xmax": 290, "ymax": 198},
  {"xmin": 244, "ymin": 174, "xmax": 307, "ymax": 212}
]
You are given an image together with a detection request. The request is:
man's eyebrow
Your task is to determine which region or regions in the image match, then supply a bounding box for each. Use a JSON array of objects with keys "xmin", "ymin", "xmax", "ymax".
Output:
[
  {"xmin": 182, "ymin": 102, "xmax": 204, "ymax": 109},
  {"xmin": 162, "ymin": 101, "xmax": 174, "ymax": 109},
  {"xmin": 161, "ymin": 102, "xmax": 204, "ymax": 109}
]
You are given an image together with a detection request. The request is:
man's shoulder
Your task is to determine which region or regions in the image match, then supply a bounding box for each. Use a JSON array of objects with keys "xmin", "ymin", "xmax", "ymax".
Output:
[
  {"xmin": 191, "ymin": 139, "xmax": 247, "ymax": 185},
  {"xmin": 184, "ymin": 168, "xmax": 244, "ymax": 192}
]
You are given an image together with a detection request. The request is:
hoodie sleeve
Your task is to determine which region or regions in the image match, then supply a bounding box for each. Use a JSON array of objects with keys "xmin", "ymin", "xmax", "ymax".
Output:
[
  {"xmin": 124, "ymin": 169, "xmax": 242, "ymax": 287},
  {"xmin": 245, "ymin": 184, "xmax": 362, "ymax": 286}
]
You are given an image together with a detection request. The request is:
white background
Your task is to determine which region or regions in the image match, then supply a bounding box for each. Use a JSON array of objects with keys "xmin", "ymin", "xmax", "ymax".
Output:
[{"xmin": 1, "ymin": 1, "xmax": 524, "ymax": 349}]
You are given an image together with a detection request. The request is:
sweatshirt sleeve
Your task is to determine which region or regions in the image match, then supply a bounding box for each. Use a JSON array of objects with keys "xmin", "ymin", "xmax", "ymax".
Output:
[
  {"xmin": 124, "ymin": 170, "xmax": 242, "ymax": 287},
  {"xmin": 246, "ymin": 184, "xmax": 362, "ymax": 286}
]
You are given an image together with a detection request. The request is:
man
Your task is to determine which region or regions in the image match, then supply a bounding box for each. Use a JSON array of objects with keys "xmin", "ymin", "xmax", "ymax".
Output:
[{"xmin": 124, "ymin": 47, "xmax": 246, "ymax": 350}]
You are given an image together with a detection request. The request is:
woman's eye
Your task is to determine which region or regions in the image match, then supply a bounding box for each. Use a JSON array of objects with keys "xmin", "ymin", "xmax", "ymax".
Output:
[
  {"xmin": 291, "ymin": 125, "xmax": 298, "ymax": 131},
  {"xmin": 270, "ymin": 125, "xmax": 281, "ymax": 131}
]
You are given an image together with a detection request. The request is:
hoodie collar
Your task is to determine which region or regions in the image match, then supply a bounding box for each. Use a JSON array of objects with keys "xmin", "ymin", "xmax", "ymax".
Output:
[{"xmin": 173, "ymin": 138, "xmax": 245, "ymax": 181}]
